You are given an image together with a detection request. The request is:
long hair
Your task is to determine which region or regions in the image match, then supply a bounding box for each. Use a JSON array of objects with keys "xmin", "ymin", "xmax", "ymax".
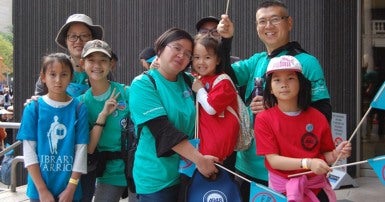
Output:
[{"xmin": 263, "ymin": 72, "xmax": 312, "ymax": 110}]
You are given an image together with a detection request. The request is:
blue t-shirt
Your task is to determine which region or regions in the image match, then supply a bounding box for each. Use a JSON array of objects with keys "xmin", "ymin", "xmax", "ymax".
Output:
[
  {"xmin": 17, "ymin": 98, "xmax": 89, "ymax": 200},
  {"xmin": 232, "ymin": 50, "xmax": 330, "ymax": 181},
  {"xmin": 129, "ymin": 69, "xmax": 195, "ymax": 194}
]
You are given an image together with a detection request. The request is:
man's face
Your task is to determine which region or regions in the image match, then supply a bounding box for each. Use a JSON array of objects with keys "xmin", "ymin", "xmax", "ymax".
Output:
[
  {"xmin": 256, "ymin": 6, "xmax": 292, "ymax": 53},
  {"xmin": 198, "ymin": 21, "xmax": 220, "ymax": 38}
]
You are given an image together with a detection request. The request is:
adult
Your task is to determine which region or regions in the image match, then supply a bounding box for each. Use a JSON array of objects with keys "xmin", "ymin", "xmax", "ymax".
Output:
[
  {"xmin": 219, "ymin": 1, "xmax": 332, "ymax": 201},
  {"xmin": 34, "ymin": 13, "xmax": 104, "ymax": 98},
  {"xmin": 129, "ymin": 28, "xmax": 218, "ymax": 202}
]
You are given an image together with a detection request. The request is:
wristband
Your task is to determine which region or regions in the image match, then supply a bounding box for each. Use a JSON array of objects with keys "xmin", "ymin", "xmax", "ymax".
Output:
[
  {"xmin": 301, "ymin": 158, "xmax": 309, "ymax": 169},
  {"xmin": 69, "ymin": 178, "xmax": 79, "ymax": 185},
  {"xmin": 94, "ymin": 122, "xmax": 106, "ymax": 127}
]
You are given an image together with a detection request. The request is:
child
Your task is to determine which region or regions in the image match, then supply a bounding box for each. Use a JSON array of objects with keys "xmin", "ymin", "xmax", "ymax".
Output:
[
  {"xmin": 17, "ymin": 52, "xmax": 89, "ymax": 201},
  {"xmin": 77, "ymin": 39, "xmax": 132, "ymax": 202},
  {"xmin": 191, "ymin": 33, "xmax": 239, "ymax": 163},
  {"xmin": 255, "ymin": 55, "xmax": 351, "ymax": 201}
]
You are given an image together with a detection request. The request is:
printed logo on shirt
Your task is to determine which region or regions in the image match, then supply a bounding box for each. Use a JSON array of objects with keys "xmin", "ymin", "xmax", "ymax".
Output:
[
  {"xmin": 48, "ymin": 116, "xmax": 67, "ymax": 154},
  {"xmin": 117, "ymin": 100, "xmax": 127, "ymax": 110},
  {"xmin": 40, "ymin": 115, "xmax": 74, "ymax": 172},
  {"xmin": 301, "ymin": 132, "xmax": 318, "ymax": 151}
]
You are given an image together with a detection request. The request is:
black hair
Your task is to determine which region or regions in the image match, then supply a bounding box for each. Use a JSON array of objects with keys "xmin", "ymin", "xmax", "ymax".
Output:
[
  {"xmin": 40, "ymin": 52, "xmax": 74, "ymax": 78},
  {"xmin": 193, "ymin": 33, "xmax": 223, "ymax": 74},
  {"xmin": 257, "ymin": 0, "xmax": 287, "ymax": 9},
  {"xmin": 263, "ymin": 71, "xmax": 312, "ymax": 110},
  {"xmin": 257, "ymin": 0, "xmax": 288, "ymax": 15},
  {"xmin": 154, "ymin": 27, "xmax": 194, "ymax": 56}
]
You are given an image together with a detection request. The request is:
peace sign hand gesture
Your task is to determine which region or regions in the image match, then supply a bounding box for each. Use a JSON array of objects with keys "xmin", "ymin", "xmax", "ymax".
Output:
[{"xmin": 101, "ymin": 88, "xmax": 120, "ymax": 116}]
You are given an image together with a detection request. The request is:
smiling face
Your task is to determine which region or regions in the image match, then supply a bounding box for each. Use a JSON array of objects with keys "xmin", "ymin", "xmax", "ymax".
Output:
[
  {"xmin": 256, "ymin": 6, "xmax": 292, "ymax": 54},
  {"xmin": 81, "ymin": 52, "xmax": 112, "ymax": 82},
  {"xmin": 192, "ymin": 43, "xmax": 219, "ymax": 77},
  {"xmin": 66, "ymin": 23, "xmax": 93, "ymax": 60}
]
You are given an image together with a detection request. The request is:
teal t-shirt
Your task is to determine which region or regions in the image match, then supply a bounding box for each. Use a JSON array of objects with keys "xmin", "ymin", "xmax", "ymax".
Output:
[
  {"xmin": 129, "ymin": 69, "xmax": 195, "ymax": 194},
  {"xmin": 232, "ymin": 51, "xmax": 330, "ymax": 181},
  {"xmin": 78, "ymin": 81, "xmax": 129, "ymax": 186},
  {"xmin": 67, "ymin": 71, "xmax": 89, "ymax": 97}
]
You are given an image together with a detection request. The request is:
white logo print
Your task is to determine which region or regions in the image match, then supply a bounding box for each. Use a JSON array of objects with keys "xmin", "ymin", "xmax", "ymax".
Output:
[{"xmin": 47, "ymin": 116, "xmax": 67, "ymax": 154}]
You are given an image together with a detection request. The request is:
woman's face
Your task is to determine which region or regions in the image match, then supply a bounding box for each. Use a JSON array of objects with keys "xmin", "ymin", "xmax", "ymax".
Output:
[
  {"xmin": 65, "ymin": 23, "xmax": 93, "ymax": 59},
  {"xmin": 158, "ymin": 39, "xmax": 192, "ymax": 81}
]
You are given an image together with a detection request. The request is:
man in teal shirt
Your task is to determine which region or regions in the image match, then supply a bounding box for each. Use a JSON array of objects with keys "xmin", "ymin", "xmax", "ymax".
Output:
[{"xmin": 219, "ymin": 1, "xmax": 332, "ymax": 201}]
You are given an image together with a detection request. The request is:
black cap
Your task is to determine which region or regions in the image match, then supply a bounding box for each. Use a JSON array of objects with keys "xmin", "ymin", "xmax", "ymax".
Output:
[
  {"xmin": 195, "ymin": 16, "xmax": 220, "ymax": 31},
  {"xmin": 139, "ymin": 47, "xmax": 156, "ymax": 60}
]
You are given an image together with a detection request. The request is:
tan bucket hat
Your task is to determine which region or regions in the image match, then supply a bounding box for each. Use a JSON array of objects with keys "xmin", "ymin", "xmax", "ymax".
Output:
[{"xmin": 55, "ymin": 14, "xmax": 104, "ymax": 49}]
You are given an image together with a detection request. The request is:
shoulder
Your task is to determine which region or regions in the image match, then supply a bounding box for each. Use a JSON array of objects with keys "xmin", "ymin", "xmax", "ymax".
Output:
[
  {"xmin": 232, "ymin": 52, "xmax": 267, "ymax": 67},
  {"xmin": 304, "ymin": 107, "xmax": 328, "ymax": 121},
  {"xmin": 295, "ymin": 53, "xmax": 321, "ymax": 65}
]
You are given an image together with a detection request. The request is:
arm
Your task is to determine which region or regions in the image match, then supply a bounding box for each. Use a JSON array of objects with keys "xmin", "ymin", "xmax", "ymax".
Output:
[
  {"xmin": 192, "ymin": 79, "xmax": 216, "ymax": 115},
  {"xmin": 58, "ymin": 171, "xmax": 82, "ymax": 202},
  {"xmin": 146, "ymin": 116, "xmax": 219, "ymax": 177},
  {"xmin": 173, "ymin": 139, "xmax": 218, "ymax": 178},
  {"xmin": 323, "ymin": 141, "xmax": 352, "ymax": 164},
  {"xmin": 23, "ymin": 140, "xmax": 55, "ymax": 202},
  {"xmin": 88, "ymin": 88, "xmax": 120, "ymax": 153},
  {"xmin": 266, "ymin": 154, "xmax": 331, "ymax": 175}
]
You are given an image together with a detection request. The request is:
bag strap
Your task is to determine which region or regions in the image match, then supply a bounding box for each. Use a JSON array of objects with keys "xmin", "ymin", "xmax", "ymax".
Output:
[{"xmin": 212, "ymin": 74, "xmax": 241, "ymax": 123}]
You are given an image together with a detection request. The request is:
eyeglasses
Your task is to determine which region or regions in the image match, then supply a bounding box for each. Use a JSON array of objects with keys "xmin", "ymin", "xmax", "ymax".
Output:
[
  {"xmin": 198, "ymin": 28, "xmax": 220, "ymax": 37},
  {"xmin": 256, "ymin": 16, "xmax": 289, "ymax": 27},
  {"xmin": 67, "ymin": 34, "xmax": 92, "ymax": 42},
  {"xmin": 166, "ymin": 44, "xmax": 192, "ymax": 60}
]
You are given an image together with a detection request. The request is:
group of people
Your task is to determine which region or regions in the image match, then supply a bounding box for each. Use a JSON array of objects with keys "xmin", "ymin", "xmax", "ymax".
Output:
[{"xmin": 16, "ymin": 1, "xmax": 352, "ymax": 202}]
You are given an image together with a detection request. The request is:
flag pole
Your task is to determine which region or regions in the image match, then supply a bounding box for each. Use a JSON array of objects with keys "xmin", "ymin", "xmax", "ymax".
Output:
[
  {"xmin": 330, "ymin": 105, "xmax": 372, "ymax": 168},
  {"xmin": 225, "ymin": 0, "xmax": 230, "ymax": 15},
  {"xmin": 288, "ymin": 155, "xmax": 385, "ymax": 178},
  {"xmin": 290, "ymin": 107, "xmax": 373, "ymax": 178}
]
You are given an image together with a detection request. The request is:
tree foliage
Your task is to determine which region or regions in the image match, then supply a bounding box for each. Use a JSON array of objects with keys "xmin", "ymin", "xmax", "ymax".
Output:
[{"xmin": 0, "ymin": 32, "xmax": 13, "ymax": 82}]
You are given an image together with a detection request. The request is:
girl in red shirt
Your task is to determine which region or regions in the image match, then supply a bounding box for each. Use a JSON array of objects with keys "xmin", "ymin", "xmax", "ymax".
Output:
[
  {"xmin": 191, "ymin": 34, "xmax": 239, "ymax": 162},
  {"xmin": 255, "ymin": 55, "xmax": 352, "ymax": 201}
]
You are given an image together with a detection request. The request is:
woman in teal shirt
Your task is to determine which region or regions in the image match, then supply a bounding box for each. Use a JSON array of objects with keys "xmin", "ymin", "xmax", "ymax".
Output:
[{"xmin": 129, "ymin": 28, "xmax": 219, "ymax": 202}]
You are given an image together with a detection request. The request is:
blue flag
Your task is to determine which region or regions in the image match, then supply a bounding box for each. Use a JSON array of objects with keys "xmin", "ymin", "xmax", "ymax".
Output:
[
  {"xmin": 367, "ymin": 155, "xmax": 385, "ymax": 186},
  {"xmin": 249, "ymin": 182, "xmax": 287, "ymax": 202},
  {"xmin": 370, "ymin": 82, "xmax": 385, "ymax": 110},
  {"xmin": 178, "ymin": 138, "xmax": 199, "ymax": 177}
]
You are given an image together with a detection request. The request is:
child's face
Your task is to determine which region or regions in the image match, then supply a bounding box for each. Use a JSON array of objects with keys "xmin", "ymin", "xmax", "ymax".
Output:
[
  {"xmin": 192, "ymin": 43, "xmax": 219, "ymax": 76},
  {"xmin": 81, "ymin": 52, "xmax": 112, "ymax": 81},
  {"xmin": 270, "ymin": 70, "xmax": 300, "ymax": 103},
  {"xmin": 41, "ymin": 61, "xmax": 72, "ymax": 97}
]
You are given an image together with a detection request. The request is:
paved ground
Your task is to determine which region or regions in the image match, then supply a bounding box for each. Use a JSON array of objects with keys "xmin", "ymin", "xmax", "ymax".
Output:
[{"xmin": 1, "ymin": 176, "xmax": 384, "ymax": 201}]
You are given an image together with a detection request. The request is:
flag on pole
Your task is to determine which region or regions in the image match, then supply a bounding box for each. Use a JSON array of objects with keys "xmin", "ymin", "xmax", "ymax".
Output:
[
  {"xmin": 178, "ymin": 138, "xmax": 199, "ymax": 177},
  {"xmin": 367, "ymin": 155, "xmax": 385, "ymax": 186},
  {"xmin": 370, "ymin": 82, "xmax": 385, "ymax": 110},
  {"xmin": 249, "ymin": 182, "xmax": 287, "ymax": 202}
]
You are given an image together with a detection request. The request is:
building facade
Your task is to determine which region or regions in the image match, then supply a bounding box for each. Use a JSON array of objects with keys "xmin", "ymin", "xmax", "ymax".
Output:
[{"xmin": 11, "ymin": 0, "xmax": 384, "ymax": 178}]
